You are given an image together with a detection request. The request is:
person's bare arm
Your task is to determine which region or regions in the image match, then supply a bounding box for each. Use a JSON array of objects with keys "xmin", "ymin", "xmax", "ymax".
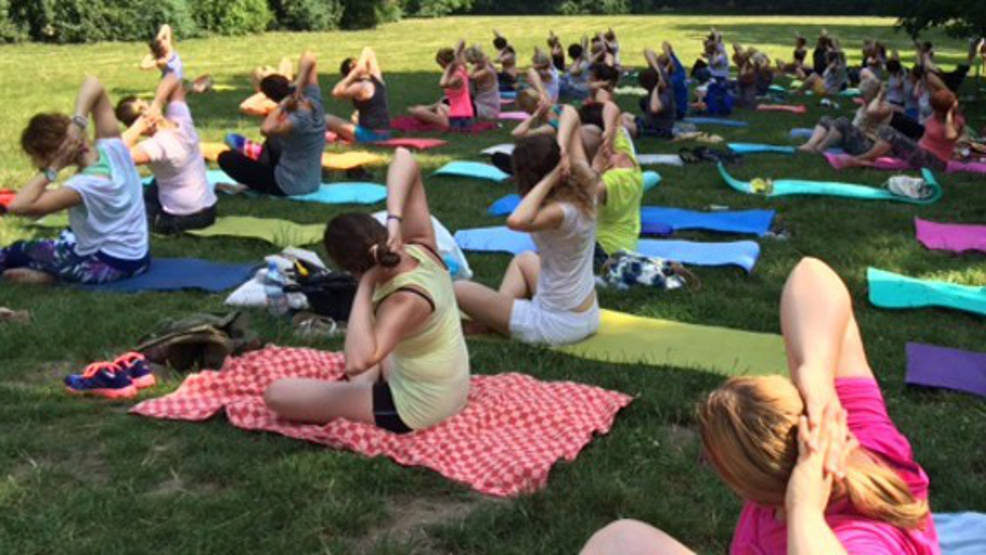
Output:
[
  {"xmin": 506, "ymin": 165, "xmax": 566, "ymax": 232},
  {"xmin": 383, "ymin": 148, "xmax": 436, "ymax": 253},
  {"xmin": 944, "ymin": 104, "xmax": 960, "ymax": 141},
  {"xmin": 74, "ymin": 76, "xmax": 120, "ymax": 139},
  {"xmin": 150, "ymin": 72, "xmax": 185, "ymax": 116},
  {"xmin": 358, "ymin": 46, "xmax": 383, "ymax": 81},
  {"xmin": 6, "ymin": 138, "xmax": 84, "ymax": 218}
]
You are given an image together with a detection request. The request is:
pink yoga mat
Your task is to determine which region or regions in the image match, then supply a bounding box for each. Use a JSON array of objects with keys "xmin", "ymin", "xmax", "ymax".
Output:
[
  {"xmin": 906, "ymin": 342, "xmax": 986, "ymax": 398},
  {"xmin": 390, "ymin": 116, "xmax": 497, "ymax": 134},
  {"xmin": 915, "ymin": 218, "xmax": 986, "ymax": 253},
  {"xmin": 498, "ymin": 111, "xmax": 530, "ymax": 121},
  {"xmin": 756, "ymin": 104, "xmax": 807, "ymax": 114},
  {"xmin": 946, "ymin": 160, "xmax": 986, "ymax": 175},
  {"xmin": 372, "ymin": 138, "xmax": 447, "ymax": 150},
  {"xmin": 824, "ymin": 152, "xmax": 911, "ymax": 171},
  {"xmin": 132, "ymin": 346, "xmax": 632, "ymax": 497}
]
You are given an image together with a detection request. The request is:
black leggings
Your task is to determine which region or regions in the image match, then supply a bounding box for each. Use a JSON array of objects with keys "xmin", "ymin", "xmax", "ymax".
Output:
[
  {"xmin": 217, "ymin": 142, "xmax": 286, "ymax": 196},
  {"xmin": 144, "ymin": 183, "xmax": 217, "ymax": 234},
  {"xmin": 890, "ymin": 111, "xmax": 924, "ymax": 141}
]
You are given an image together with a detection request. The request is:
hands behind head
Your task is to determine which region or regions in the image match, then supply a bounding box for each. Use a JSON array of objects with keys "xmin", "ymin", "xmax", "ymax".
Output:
[
  {"xmin": 386, "ymin": 217, "xmax": 403, "ymax": 254},
  {"xmin": 786, "ymin": 400, "xmax": 858, "ymax": 514},
  {"xmin": 48, "ymin": 133, "xmax": 85, "ymax": 172}
]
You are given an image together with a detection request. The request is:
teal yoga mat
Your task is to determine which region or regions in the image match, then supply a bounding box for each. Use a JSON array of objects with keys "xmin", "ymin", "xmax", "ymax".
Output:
[
  {"xmin": 433, "ymin": 161, "xmax": 510, "ymax": 182},
  {"xmin": 727, "ymin": 143, "xmax": 796, "ymax": 155},
  {"xmin": 867, "ymin": 267, "xmax": 986, "ymax": 317},
  {"xmin": 717, "ymin": 163, "xmax": 943, "ymax": 205}
]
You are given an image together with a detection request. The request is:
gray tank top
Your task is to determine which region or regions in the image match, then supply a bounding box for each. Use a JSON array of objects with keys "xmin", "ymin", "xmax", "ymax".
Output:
[{"xmin": 354, "ymin": 76, "xmax": 390, "ymax": 131}]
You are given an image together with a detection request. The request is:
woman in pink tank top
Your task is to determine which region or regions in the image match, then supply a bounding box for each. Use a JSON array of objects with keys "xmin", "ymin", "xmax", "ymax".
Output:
[
  {"xmin": 407, "ymin": 41, "xmax": 474, "ymax": 130},
  {"xmin": 581, "ymin": 258, "xmax": 939, "ymax": 555}
]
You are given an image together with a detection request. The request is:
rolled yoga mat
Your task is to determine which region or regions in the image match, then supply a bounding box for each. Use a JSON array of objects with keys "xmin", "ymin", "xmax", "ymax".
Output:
[
  {"xmin": 454, "ymin": 227, "xmax": 761, "ymax": 271},
  {"xmin": 906, "ymin": 343, "xmax": 986, "ymax": 398},
  {"xmin": 717, "ymin": 163, "xmax": 943, "ymax": 205},
  {"xmin": 552, "ymin": 309, "xmax": 788, "ymax": 376},
  {"xmin": 915, "ymin": 218, "xmax": 986, "ymax": 254},
  {"xmin": 186, "ymin": 216, "xmax": 324, "ymax": 248},
  {"xmin": 433, "ymin": 161, "xmax": 510, "ymax": 182},
  {"xmin": 485, "ymin": 171, "xmax": 661, "ymax": 216},
  {"xmin": 84, "ymin": 258, "xmax": 256, "ymax": 293},
  {"xmin": 727, "ymin": 143, "xmax": 796, "ymax": 155},
  {"xmin": 867, "ymin": 267, "xmax": 986, "ymax": 317}
]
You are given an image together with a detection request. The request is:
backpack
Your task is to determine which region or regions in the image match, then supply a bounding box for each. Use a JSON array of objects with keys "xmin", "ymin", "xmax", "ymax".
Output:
[
  {"xmin": 283, "ymin": 260, "xmax": 358, "ymax": 321},
  {"xmin": 135, "ymin": 311, "xmax": 260, "ymax": 371}
]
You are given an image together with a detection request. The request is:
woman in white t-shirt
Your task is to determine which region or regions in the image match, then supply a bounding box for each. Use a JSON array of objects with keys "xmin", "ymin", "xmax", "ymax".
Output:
[
  {"xmin": 115, "ymin": 73, "xmax": 217, "ymax": 234},
  {"xmin": 454, "ymin": 105, "xmax": 600, "ymax": 346},
  {"xmin": 1, "ymin": 76, "xmax": 149, "ymax": 284}
]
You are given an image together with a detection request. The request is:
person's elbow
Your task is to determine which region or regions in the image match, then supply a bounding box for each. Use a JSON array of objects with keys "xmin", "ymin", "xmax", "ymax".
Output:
[
  {"xmin": 506, "ymin": 215, "xmax": 533, "ymax": 231},
  {"xmin": 299, "ymin": 51, "xmax": 317, "ymax": 65}
]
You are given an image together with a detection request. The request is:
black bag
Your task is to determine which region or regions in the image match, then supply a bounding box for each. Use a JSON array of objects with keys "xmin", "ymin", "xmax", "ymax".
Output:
[{"xmin": 284, "ymin": 263, "xmax": 358, "ymax": 321}]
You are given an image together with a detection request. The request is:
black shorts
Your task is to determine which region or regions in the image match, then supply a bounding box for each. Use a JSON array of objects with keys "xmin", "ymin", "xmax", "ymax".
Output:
[{"xmin": 372, "ymin": 381, "xmax": 412, "ymax": 434}]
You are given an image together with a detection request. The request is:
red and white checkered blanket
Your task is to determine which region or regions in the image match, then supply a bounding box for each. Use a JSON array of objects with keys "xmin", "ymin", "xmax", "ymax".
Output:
[{"xmin": 131, "ymin": 346, "xmax": 632, "ymax": 497}]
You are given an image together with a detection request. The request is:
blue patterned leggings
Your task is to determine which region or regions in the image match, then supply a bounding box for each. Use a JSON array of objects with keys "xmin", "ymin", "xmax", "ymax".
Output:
[{"xmin": 0, "ymin": 236, "xmax": 145, "ymax": 284}]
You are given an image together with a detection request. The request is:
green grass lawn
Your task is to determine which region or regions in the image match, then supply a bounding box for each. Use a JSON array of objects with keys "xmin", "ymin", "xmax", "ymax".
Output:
[{"xmin": 1, "ymin": 15, "xmax": 986, "ymax": 554}]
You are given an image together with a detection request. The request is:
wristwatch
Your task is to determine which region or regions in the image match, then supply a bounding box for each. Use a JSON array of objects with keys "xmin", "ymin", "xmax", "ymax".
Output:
[
  {"xmin": 42, "ymin": 167, "xmax": 58, "ymax": 182},
  {"xmin": 71, "ymin": 114, "xmax": 88, "ymax": 130}
]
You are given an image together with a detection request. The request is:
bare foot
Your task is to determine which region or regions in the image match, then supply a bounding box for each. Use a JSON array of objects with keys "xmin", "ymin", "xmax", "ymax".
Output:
[
  {"xmin": 796, "ymin": 144, "xmax": 817, "ymax": 153},
  {"xmin": 2, "ymin": 269, "xmax": 55, "ymax": 285},
  {"xmin": 0, "ymin": 307, "xmax": 31, "ymax": 323}
]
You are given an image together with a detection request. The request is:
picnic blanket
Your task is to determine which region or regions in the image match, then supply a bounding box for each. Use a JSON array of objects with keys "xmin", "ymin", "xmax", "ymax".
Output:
[
  {"xmin": 186, "ymin": 216, "xmax": 324, "ymax": 247},
  {"xmin": 727, "ymin": 143, "xmax": 796, "ymax": 155},
  {"xmin": 552, "ymin": 310, "xmax": 787, "ymax": 376},
  {"xmin": 867, "ymin": 267, "xmax": 986, "ymax": 317},
  {"xmin": 683, "ymin": 117, "xmax": 748, "ymax": 128},
  {"xmin": 131, "ymin": 346, "xmax": 632, "ymax": 497},
  {"xmin": 85, "ymin": 258, "xmax": 255, "ymax": 293},
  {"xmin": 756, "ymin": 104, "xmax": 807, "ymax": 114},
  {"xmin": 640, "ymin": 207, "xmax": 775, "ymax": 237},
  {"xmin": 454, "ymin": 227, "xmax": 761, "ymax": 271},
  {"xmin": 934, "ymin": 512, "xmax": 986, "ymax": 554},
  {"xmin": 717, "ymin": 163, "xmax": 943, "ymax": 205},
  {"xmin": 433, "ymin": 161, "xmax": 510, "ymax": 182},
  {"xmin": 915, "ymin": 218, "xmax": 986, "ymax": 254},
  {"xmin": 391, "ymin": 116, "xmax": 497, "ymax": 134},
  {"xmin": 906, "ymin": 343, "xmax": 986, "ymax": 398}
]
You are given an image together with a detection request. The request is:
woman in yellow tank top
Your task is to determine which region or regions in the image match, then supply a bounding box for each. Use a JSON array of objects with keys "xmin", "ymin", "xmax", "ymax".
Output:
[{"xmin": 264, "ymin": 148, "xmax": 470, "ymax": 433}]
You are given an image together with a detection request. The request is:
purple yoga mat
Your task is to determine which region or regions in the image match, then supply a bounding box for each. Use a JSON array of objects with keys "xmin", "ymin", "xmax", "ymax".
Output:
[
  {"xmin": 915, "ymin": 218, "xmax": 986, "ymax": 254},
  {"xmin": 906, "ymin": 342, "xmax": 986, "ymax": 398}
]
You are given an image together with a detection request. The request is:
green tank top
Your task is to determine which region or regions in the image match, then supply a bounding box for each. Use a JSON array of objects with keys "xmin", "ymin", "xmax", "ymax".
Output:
[{"xmin": 371, "ymin": 244, "xmax": 470, "ymax": 430}]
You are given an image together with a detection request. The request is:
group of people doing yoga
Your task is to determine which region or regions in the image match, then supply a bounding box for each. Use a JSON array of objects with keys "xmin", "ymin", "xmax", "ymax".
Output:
[{"xmin": 1, "ymin": 24, "xmax": 955, "ymax": 553}]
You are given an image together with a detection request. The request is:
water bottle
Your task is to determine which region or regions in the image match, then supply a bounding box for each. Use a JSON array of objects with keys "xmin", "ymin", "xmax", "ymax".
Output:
[{"xmin": 264, "ymin": 261, "xmax": 290, "ymax": 316}]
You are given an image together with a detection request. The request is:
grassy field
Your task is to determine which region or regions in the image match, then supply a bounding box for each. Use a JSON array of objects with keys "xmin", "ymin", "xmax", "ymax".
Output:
[{"xmin": 1, "ymin": 15, "xmax": 985, "ymax": 554}]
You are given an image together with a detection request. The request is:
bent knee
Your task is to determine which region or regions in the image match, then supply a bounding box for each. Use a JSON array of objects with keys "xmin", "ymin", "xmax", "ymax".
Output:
[{"xmin": 263, "ymin": 381, "xmax": 291, "ymax": 414}]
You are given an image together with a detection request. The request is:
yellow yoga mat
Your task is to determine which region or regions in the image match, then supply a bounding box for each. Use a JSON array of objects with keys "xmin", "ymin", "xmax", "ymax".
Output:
[
  {"xmin": 186, "ymin": 216, "xmax": 324, "ymax": 248},
  {"xmin": 200, "ymin": 142, "xmax": 230, "ymax": 162},
  {"xmin": 553, "ymin": 309, "xmax": 788, "ymax": 377},
  {"xmin": 321, "ymin": 151, "xmax": 386, "ymax": 170}
]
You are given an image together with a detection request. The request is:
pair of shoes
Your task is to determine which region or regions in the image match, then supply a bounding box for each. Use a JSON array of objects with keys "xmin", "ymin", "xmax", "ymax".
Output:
[{"xmin": 64, "ymin": 352, "xmax": 156, "ymax": 399}]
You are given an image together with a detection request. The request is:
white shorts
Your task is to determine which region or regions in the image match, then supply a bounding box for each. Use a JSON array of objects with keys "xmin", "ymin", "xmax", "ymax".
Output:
[{"xmin": 509, "ymin": 296, "xmax": 600, "ymax": 346}]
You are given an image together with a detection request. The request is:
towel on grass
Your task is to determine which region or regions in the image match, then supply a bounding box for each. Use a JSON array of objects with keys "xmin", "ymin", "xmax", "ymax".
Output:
[
  {"xmin": 906, "ymin": 343, "xmax": 986, "ymax": 398},
  {"xmin": 131, "ymin": 346, "xmax": 632, "ymax": 497},
  {"xmin": 553, "ymin": 310, "xmax": 788, "ymax": 376},
  {"xmin": 85, "ymin": 258, "xmax": 256, "ymax": 293},
  {"xmin": 867, "ymin": 267, "xmax": 986, "ymax": 317},
  {"xmin": 915, "ymin": 218, "xmax": 986, "ymax": 254},
  {"xmin": 186, "ymin": 216, "xmax": 324, "ymax": 247}
]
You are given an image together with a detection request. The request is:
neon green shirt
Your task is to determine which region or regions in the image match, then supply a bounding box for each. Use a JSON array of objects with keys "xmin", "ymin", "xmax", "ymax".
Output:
[{"xmin": 596, "ymin": 129, "xmax": 643, "ymax": 255}]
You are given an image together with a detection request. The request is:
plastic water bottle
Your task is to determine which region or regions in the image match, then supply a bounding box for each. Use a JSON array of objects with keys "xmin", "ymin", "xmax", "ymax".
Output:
[{"xmin": 264, "ymin": 261, "xmax": 290, "ymax": 316}]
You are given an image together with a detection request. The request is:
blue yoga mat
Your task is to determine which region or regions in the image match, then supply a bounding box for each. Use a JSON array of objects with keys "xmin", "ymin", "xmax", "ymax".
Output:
[
  {"xmin": 485, "ymin": 171, "xmax": 661, "ymax": 216},
  {"xmin": 789, "ymin": 127, "xmax": 814, "ymax": 140},
  {"xmin": 143, "ymin": 169, "xmax": 233, "ymax": 191},
  {"xmin": 433, "ymin": 161, "xmax": 510, "ymax": 182},
  {"xmin": 290, "ymin": 183, "xmax": 387, "ymax": 205},
  {"xmin": 717, "ymin": 163, "xmax": 943, "ymax": 204},
  {"xmin": 640, "ymin": 207, "xmax": 775, "ymax": 237},
  {"xmin": 934, "ymin": 512, "xmax": 986, "ymax": 555},
  {"xmin": 727, "ymin": 143, "xmax": 796, "ymax": 155},
  {"xmin": 683, "ymin": 117, "xmax": 748, "ymax": 128},
  {"xmin": 84, "ymin": 258, "xmax": 256, "ymax": 293},
  {"xmin": 454, "ymin": 227, "xmax": 760, "ymax": 271},
  {"xmin": 867, "ymin": 267, "xmax": 986, "ymax": 317}
]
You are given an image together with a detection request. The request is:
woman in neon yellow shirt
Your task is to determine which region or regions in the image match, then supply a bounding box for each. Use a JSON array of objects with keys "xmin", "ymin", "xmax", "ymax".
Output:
[{"xmin": 264, "ymin": 148, "xmax": 470, "ymax": 433}]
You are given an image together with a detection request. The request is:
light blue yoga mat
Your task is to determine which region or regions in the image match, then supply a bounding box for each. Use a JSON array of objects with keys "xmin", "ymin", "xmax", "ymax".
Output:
[
  {"xmin": 934, "ymin": 512, "xmax": 986, "ymax": 555},
  {"xmin": 142, "ymin": 169, "xmax": 233, "ymax": 191},
  {"xmin": 433, "ymin": 161, "xmax": 510, "ymax": 182},
  {"xmin": 640, "ymin": 207, "xmax": 775, "ymax": 237},
  {"xmin": 84, "ymin": 258, "xmax": 256, "ymax": 293},
  {"xmin": 867, "ymin": 267, "xmax": 986, "ymax": 317},
  {"xmin": 454, "ymin": 227, "xmax": 760, "ymax": 271},
  {"xmin": 485, "ymin": 171, "xmax": 661, "ymax": 216},
  {"xmin": 291, "ymin": 183, "xmax": 388, "ymax": 205},
  {"xmin": 789, "ymin": 127, "xmax": 814, "ymax": 140},
  {"xmin": 683, "ymin": 117, "xmax": 748, "ymax": 128},
  {"xmin": 717, "ymin": 163, "xmax": 943, "ymax": 205},
  {"xmin": 727, "ymin": 143, "xmax": 796, "ymax": 155}
]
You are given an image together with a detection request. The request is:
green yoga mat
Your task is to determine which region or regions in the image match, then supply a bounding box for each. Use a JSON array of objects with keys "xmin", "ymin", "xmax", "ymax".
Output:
[
  {"xmin": 552, "ymin": 309, "xmax": 788, "ymax": 377},
  {"xmin": 717, "ymin": 163, "xmax": 943, "ymax": 205},
  {"xmin": 868, "ymin": 267, "xmax": 986, "ymax": 317},
  {"xmin": 186, "ymin": 216, "xmax": 324, "ymax": 247}
]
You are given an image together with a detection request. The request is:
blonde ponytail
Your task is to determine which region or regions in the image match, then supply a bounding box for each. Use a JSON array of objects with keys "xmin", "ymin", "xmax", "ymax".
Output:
[{"xmin": 842, "ymin": 450, "xmax": 929, "ymax": 529}]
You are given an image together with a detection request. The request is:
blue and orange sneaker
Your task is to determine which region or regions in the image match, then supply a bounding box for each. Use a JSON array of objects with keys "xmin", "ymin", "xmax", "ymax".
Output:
[
  {"xmin": 64, "ymin": 362, "xmax": 137, "ymax": 399},
  {"xmin": 112, "ymin": 352, "xmax": 156, "ymax": 389}
]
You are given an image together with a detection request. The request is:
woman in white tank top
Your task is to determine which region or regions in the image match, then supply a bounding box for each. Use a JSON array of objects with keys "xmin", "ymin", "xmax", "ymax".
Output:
[{"xmin": 454, "ymin": 105, "xmax": 600, "ymax": 346}]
